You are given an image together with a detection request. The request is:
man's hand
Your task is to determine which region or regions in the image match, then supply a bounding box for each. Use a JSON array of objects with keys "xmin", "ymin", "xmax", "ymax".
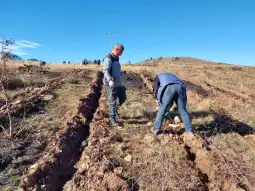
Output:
[
  {"xmin": 155, "ymin": 100, "xmax": 160, "ymax": 106},
  {"xmin": 109, "ymin": 80, "xmax": 115, "ymax": 87}
]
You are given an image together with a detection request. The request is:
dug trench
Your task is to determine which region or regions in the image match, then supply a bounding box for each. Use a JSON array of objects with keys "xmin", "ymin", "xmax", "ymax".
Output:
[
  {"xmin": 62, "ymin": 71, "xmax": 208, "ymax": 190},
  {"xmin": 18, "ymin": 71, "xmax": 103, "ymax": 191}
]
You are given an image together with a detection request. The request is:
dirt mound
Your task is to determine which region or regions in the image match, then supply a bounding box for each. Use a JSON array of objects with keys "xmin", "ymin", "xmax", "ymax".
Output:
[
  {"xmin": 19, "ymin": 72, "xmax": 103, "ymax": 191},
  {"xmin": 18, "ymin": 64, "xmax": 47, "ymax": 74},
  {"xmin": 0, "ymin": 77, "xmax": 65, "ymax": 117}
]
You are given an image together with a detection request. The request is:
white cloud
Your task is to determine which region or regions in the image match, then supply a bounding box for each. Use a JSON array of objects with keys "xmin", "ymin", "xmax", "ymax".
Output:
[{"xmin": 9, "ymin": 40, "xmax": 42, "ymax": 56}]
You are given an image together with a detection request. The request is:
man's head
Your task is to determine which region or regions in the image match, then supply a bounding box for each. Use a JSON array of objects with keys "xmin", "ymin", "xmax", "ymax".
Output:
[{"xmin": 112, "ymin": 43, "xmax": 124, "ymax": 57}]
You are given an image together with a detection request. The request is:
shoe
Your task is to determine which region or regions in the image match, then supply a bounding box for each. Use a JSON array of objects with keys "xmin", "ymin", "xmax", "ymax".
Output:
[
  {"xmin": 110, "ymin": 119, "xmax": 123, "ymax": 129},
  {"xmin": 151, "ymin": 129, "xmax": 161, "ymax": 136},
  {"xmin": 183, "ymin": 132, "xmax": 195, "ymax": 142}
]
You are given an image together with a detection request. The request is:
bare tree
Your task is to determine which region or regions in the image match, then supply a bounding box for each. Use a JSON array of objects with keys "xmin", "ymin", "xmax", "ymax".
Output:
[{"xmin": 0, "ymin": 37, "xmax": 15, "ymax": 137}]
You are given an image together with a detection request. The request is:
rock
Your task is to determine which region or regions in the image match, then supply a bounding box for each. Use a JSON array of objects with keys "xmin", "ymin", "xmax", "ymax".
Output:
[
  {"xmin": 124, "ymin": 155, "xmax": 132, "ymax": 162},
  {"xmin": 81, "ymin": 140, "xmax": 88, "ymax": 147},
  {"xmin": 114, "ymin": 167, "xmax": 123, "ymax": 175},
  {"xmin": 174, "ymin": 116, "xmax": 181, "ymax": 124},
  {"xmin": 13, "ymin": 99, "xmax": 22, "ymax": 105},
  {"xmin": 42, "ymin": 94, "xmax": 54, "ymax": 101}
]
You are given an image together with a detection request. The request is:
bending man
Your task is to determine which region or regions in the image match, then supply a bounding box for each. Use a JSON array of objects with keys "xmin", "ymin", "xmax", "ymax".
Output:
[{"xmin": 153, "ymin": 72, "xmax": 194, "ymax": 138}]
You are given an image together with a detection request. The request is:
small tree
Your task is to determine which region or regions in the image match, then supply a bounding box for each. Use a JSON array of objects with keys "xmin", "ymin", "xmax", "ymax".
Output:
[{"xmin": 0, "ymin": 37, "xmax": 15, "ymax": 137}]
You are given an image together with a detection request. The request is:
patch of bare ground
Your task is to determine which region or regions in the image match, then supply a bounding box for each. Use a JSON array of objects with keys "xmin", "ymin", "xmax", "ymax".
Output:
[{"xmin": 17, "ymin": 71, "xmax": 103, "ymax": 191}]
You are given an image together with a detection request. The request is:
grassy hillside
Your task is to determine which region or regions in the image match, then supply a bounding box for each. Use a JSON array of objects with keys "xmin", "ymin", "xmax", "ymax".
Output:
[{"xmin": 0, "ymin": 57, "xmax": 254, "ymax": 191}]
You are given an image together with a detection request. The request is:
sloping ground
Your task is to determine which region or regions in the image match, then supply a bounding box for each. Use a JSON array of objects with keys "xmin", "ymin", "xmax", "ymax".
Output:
[
  {"xmin": 139, "ymin": 69, "xmax": 255, "ymax": 190},
  {"xmin": 124, "ymin": 57, "xmax": 255, "ymax": 127},
  {"xmin": 63, "ymin": 88, "xmax": 129, "ymax": 191},
  {"xmin": 0, "ymin": 70, "xmax": 99, "ymax": 191},
  {"xmin": 62, "ymin": 72, "xmax": 208, "ymax": 191},
  {"xmin": 18, "ymin": 71, "xmax": 103, "ymax": 191}
]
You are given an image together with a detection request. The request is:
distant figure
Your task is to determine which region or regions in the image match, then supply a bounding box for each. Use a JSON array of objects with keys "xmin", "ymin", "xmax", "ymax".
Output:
[
  {"xmin": 63, "ymin": 61, "xmax": 66, "ymax": 64},
  {"xmin": 82, "ymin": 59, "xmax": 88, "ymax": 65},
  {"xmin": 103, "ymin": 44, "xmax": 126, "ymax": 127},
  {"xmin": 152, "ymin": 72, "xmax": 194, "ymax": 139},
  {"xmin": 39, "ymin": 61, "xmax": 46, "ymax": 66},
  {"xmin": 93, "ymin": 59, "xmax": 97, "ymax": 65},
  {"xmin": 68, "ymin": 61, "xmax": 71, "ymax": 64},
  {"xmin": 97, "ymin": 59, "xmax": 101, "ymax": 65}
]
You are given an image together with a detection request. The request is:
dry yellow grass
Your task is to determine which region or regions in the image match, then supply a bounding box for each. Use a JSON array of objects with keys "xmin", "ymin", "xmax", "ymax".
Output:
[
  {"xmin": 1, "ymin": 57, "xmax": 254, "ymax": 190},
  {"xmin": 3, "ymin": 60, "xmax": 103, "ymax": 72}
]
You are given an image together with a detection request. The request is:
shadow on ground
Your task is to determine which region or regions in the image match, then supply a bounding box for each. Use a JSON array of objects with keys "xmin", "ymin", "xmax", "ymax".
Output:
[{"xmin": 149, "ymin": 108, "xmax": 254, "ymax": 137}]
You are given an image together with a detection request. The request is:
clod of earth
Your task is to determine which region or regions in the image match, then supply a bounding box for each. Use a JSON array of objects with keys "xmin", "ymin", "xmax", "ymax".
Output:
[
  {"xmin": 114, "ymin": 167, "xmax": 123, "ymax": 175},
  {"xmin": 124, "ymin": 154, "xmax": 132, "ymax": 162}
]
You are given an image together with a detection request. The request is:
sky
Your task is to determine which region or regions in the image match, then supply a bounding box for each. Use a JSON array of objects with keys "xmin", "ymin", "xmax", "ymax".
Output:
[{"xmin": 1, "ymin": 0, "xmax": 255, "ymax": 66}]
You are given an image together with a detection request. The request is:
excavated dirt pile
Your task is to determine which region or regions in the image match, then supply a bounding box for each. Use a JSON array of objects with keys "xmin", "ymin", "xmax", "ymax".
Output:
[
  {"xmin": 63, "ymin": 90, "xmax": 129, "ymax": 191},
  {"xmin": 0, "ymin": 77, "xmax": 66, "ymax": 117},
  {"xmin": 18, "ymin": 71, "xmax": 103, "ymax": 191},
  {"xmin": 18, "ymin": 64, "xmax": 47, "ymax": 74}
]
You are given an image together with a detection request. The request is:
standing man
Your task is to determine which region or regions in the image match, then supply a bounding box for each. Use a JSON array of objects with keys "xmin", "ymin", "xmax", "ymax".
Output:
[
  {"xmin": 103, "ymin": 44, "xmax": 126, "ymax": 127},
  {"xmin": 152, "ymin": 72, "xmax": 194, "ymax": 138}
]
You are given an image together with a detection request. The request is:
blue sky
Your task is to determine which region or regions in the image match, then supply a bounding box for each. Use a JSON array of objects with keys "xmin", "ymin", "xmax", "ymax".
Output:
[{"xmin": 1, "ymin": 0, "xmax": 255, "ymax": 66}]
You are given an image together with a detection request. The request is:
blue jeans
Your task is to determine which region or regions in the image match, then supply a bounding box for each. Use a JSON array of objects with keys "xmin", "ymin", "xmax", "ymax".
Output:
[
  {"xmin": 106, "ymin": 86, "xmax": 126, "ymax": 120},
  {"xmin": 154, "ymin": 84, "xmax": 193, "ymax": 132}
]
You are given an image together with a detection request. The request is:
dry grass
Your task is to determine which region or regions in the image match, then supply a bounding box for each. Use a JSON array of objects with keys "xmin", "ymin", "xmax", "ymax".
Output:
[
  {"xmin": 1, "ymin": 57, "xmax": 254, "ymax": 190},
  {"xmin": 21, "ymin": 78, "xmax": 92, "ymax": 136},
  {"xmin": 123, "ymin": 57, "xmax": 255, "ymax": 127},
  {"xmin": 101, "ymin": 73, "xmax": 207, "ymax": 190},
  {"xmin": 209, "ymin": 133, "xmax": 255, "ymax": 190},
  {"xmin": 122, "ymin": 57, "xmax": 255, "ymax": 190},
  {"xmin": 3, "ymin": 60, "xmax": 103, "ymax": 72}
]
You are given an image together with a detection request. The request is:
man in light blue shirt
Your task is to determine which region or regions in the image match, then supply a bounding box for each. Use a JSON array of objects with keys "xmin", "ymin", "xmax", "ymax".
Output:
[{"xmin": 103, "ymin": 44, "xmax": 126, "ymax": 127}]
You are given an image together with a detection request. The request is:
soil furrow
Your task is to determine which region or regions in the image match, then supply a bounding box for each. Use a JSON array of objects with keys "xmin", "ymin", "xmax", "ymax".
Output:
[
  {"xmin": 18, "ymin": 71, "xmax": 103, "ymax": 191},
  {"xmin": 63, "ymin": 88, "xmax": 129, "ymax": 190}
]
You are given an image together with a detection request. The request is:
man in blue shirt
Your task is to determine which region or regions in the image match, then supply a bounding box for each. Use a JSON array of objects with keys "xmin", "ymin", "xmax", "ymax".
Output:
[
  {"xmin": 103, "ymin": 44, "xmax": 126, "ymax": 127},
  {"xmin": 153, "ymin": 72, "xmax": 194, "ymax": 138}
]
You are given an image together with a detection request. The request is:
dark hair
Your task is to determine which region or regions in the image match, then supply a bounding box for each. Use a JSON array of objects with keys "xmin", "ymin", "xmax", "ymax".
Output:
[{"xmin": 116, "ymin": 43, "xmax": 124, "ymax": 51}]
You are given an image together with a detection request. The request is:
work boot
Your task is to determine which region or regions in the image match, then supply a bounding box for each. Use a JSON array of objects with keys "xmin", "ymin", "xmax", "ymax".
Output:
[
  {"xmin": 110, "ymin": 118, "xmax": 122, "ymax": 129},
  {"xmin": 183, "ymin": 132, "xmax": 195, "ymax": 142},
  {"xmin": 151, "ymin": 128, "xmax": 161, "ymax": 136}
]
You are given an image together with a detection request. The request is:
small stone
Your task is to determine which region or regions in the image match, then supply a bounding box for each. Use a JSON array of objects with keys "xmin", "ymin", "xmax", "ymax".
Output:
[
  {"xmin": 174, "ymin": 116, "xmax": 181, "ymax": 124},
  {"xmin": 82, "ymin": 140, "xmax": 88, "ymax": 147},
  {"xmin": 114, "ymin": 167, "xmax": 123, "ymax": 175},
  {"xmin": 124, "ymin": 155, "xmax": 132, "ymax": 162},
  {"xmin": 42, "ymin": 94, "xmax": 54, "ymax": 101},
  {"xmin": 13, "ymin": 99, "xmax": 22, "ymax": 104}
]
